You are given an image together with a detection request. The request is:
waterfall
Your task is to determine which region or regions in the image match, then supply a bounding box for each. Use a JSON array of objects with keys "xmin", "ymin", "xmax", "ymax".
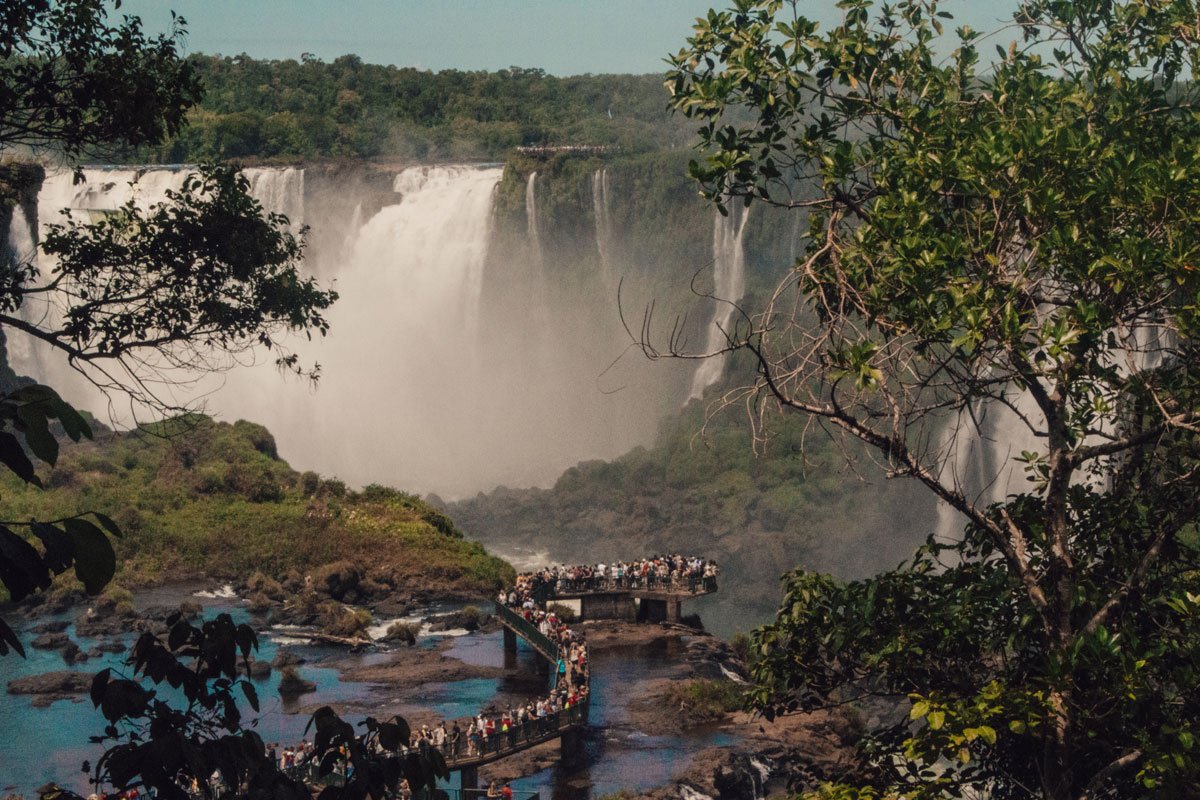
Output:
[
  {"xmin": 932, "ymin": 321, "xmax": 1178, "ymax": 541},
  {"xmin": 12, "ymin": 162, "xmax": 685, "ymax": 497},
  {"xmin": 591, "ymin": 168, "xmax": 614, "ymax": 283},
  {"xmin": 3, "ymin": 205, "xmax": 41, "ymax": 372},
  {"xmin": 215, "ymin": 165, "xmax": 504, "ymax": 494},
  {"xmin": 243, "ymin": 167, "xmax": 305, "ymax": 226},
  {"xmin": 688, "ymin": 204, "xmax": 750, "ymax": 399},
  {"xmin": 525, "ymin": 171, "xmax": 542, "ymax": 267},
  {"xmin": 3, "ymin": 205, "xmax": 35, "ymax": 268}
]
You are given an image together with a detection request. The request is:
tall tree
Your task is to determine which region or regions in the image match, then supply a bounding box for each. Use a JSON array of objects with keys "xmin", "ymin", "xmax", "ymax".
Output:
[{"xmin": 665, "ymin": 0, "xmax": 1200, "ymax": 797}]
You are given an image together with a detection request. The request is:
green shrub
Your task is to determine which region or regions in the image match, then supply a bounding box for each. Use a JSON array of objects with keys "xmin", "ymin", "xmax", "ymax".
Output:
[
  {"xmin": 382, "ymin": 621, "xmax": 419, "ymax": 646},
  {"xmin": 662, "ymin": 679, "xmax": 745, "ymax": 723}
]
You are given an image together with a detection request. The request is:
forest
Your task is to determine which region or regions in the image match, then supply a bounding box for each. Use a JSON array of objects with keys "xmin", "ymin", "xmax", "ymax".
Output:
[{"xmin": 134, "ymin": 55, "xmax": 694, "ymax": 163}]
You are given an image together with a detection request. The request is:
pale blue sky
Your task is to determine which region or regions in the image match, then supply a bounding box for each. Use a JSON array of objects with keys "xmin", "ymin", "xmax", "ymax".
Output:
[{"xmin": 119, "ymin": 0, "xmax": 1021, "ymax": 75}]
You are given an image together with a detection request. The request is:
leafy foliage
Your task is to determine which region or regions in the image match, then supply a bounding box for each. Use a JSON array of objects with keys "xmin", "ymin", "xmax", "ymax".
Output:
[
  {"xmin": 0, "ymin": 0, "xmax": 337, "ymax": 663},
  {"xmin": 0, "ymin": 0, "xmax": 200, "ymax": 161},
  {"xmin": 0, "ymin": 383, "xmax": 116, "ymax": 655},
  {"xmin": 666, "ymin": 0, "xmax": 1200, "ymax": 797}
]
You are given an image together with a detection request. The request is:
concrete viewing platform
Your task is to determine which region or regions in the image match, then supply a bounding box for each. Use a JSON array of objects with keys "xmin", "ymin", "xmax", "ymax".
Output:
[{"xmin": 538, "ymin": 576, "xmax": 718, "ymax": 623}]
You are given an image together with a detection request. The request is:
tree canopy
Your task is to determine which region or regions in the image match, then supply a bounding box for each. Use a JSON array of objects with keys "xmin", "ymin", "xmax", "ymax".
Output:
[{"xmin": 666, "ymin": 0, "xmax": 1200, "ymax": 797}]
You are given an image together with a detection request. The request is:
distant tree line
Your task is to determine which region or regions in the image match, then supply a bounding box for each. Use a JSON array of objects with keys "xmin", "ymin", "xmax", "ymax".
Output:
[{"xmin": 135, "ymin": 55, "xmax": 692, "ymax": 163}]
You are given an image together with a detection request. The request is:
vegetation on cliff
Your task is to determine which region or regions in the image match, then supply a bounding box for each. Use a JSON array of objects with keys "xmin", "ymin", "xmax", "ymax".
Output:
[
  {"xmin": 449, "ymin": 374, "xmax": 930, "ymax": 634},
  {"xmin": 0, "ymin": 414, "xmax": 513, "ymax": 599}
]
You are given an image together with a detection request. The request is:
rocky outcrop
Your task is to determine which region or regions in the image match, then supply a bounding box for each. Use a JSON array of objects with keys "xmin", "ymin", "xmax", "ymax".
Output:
[
  {"xmin": 30, "ymin": 632, "xmax": 71, "ymax": 650},
  {"xmin": 272, "ymin": 647, "xmax": 303, "ymax": 668},
  {"xmin": 277, "ymin": 667, "xmax": 316, "ymax": 696},
  {"xmin": 7, "ymin": 670, "xmax": 96, "ymax": 707}
]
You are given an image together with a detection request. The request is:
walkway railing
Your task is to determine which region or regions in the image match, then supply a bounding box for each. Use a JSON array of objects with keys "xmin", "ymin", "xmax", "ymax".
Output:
[
  {"xmin": 439, "ymin": 699, "xmax": 590, "ymax": 768},
  {"xmin": 544, "ymin": 573, "xmax": 718, "ymax": 597},
  {"xmin": 493, "ymin": 602, "xmax": 559, "ymax": 662}
]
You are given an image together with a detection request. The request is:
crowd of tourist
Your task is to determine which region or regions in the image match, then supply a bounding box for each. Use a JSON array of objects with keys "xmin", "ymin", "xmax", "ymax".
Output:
[
  {"xmin": 150, "ymin": 555, "xmax": 714, "ymax": 798},
  {"xmin": 505, "ymin": 554, "xmax": 719, "ymax": 600}
]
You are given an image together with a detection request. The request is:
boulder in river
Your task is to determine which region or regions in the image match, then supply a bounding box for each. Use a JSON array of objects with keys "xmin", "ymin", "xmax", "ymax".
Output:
[
  {"xmin": 243, "ymin": 658, "xmax": 272, "ymax": 679},
  {"xmin": 62, "ymin": 641, "xmax": 89, "ymax": 664},
  {"xmin": 30, "ymin": 631, "xmax": 71, "ymax": 650},
  {"xmin": 32, "ymin": 619, "xmax": 70, "ymax": 634},
  {"xmin": 277, "ymin": 666, "xmax": 316, "ymax": 696},
  {"xmin": 272, "ymin": 647, "xmax": 304, "ymax": 668},
  {"xmin": 8, "ymin": 670, "xmax": 96, "ymax": 704}
]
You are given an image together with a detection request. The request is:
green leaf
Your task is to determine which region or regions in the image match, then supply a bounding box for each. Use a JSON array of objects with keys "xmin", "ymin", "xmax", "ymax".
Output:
[
  {"xmin": 64, "ymin": 518, "xmax": 116, "ymax": 595},
  {"xmin": 91, "ymin": 512, "xmax": 122, "ymax": 538},
  {"xmin": 0, "ymin": 431, "xmax": 41, "ymax": 486}
]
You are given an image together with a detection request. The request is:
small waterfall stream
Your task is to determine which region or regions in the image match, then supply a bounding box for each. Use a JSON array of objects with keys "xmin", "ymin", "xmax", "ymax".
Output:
[
  {"xmin": 689, "ymin": 204, "xmax": 750, "ymax": 399},
  {"xmin": 591, "ymin": 168, "xmax": 614, "ymax": 287}
]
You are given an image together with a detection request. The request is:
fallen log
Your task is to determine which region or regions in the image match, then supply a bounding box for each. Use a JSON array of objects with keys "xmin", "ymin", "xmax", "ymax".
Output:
[{"xmin": 292, "ymin": 631, "xmax": 375, "ymax": 649}]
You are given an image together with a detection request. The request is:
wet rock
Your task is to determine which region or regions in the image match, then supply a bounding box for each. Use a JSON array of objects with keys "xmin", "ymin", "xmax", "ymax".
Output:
[
  {"xmin": 97, "ymin": 640, "xmax": 126, "ymax": 654},
  {"xmin": 32, "ymin": 619, "xmax": 70, "ymax": 634},
  {"xmin": 75, "ymin": 606, "xmax": 137, "ymax": 638},
  {"xmin": 379, "ymin": 622, "xmax": 418, "ymax": 645},
  {"xmin": 277, "ymin": 667, "xmax": 316, "ymax": 696},
  {"xmin": 425, "ymin": 608, "xmax": 486, "ymax": 633},
  {"xmin": 272, "ymin": 648, "xmax": 304, "ymax": 668},
  {"xmin": 685, "ymin": 637, "xmax": 748, "ymax": 683},
  {"xmin": 8, "ymin": 670, "xmax": 95, "ymax": 697},
  {"xmin": 30, "ymin": 632, "xmax": 70, "ymax": 650},
  {"xmin": 62, "ymin": 641, "xmax": 89, "ymax": 664}
]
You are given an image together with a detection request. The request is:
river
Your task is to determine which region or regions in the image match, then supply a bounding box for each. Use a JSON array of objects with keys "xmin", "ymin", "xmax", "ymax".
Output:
[{"xmin": 0, "ymin": 585, "xmax": 734, "ymax": 799}]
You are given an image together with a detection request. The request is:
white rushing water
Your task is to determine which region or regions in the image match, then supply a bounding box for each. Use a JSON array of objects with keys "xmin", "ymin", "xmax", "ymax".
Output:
[
  {"xmin": 688, "ymin": 204, "xmax": 750, "ymax": 399},
  {"xmin": 12, "ymin": 163, "xmax": 682, "ymax": 496},
  {"xmin": 592, "ymin": 167, "xmax": 614, "ymax": 285},
  {"xmin": 525, "ymin": 170, "xmax": 543, "ymax": 268},
  {"xmin": 11, "ymin": 166, "xmax": 310, "ymax": 423},
  {"xmin": 244, "ymin": 166, "xmax": 305, "ymax": 228}
]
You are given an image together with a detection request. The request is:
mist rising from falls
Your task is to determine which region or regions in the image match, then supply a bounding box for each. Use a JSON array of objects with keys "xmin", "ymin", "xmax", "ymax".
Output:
[
  {"xmin": 216, "ymin": 165, "xmax": 503, "ymax": 493},
  {"xmin": 689, "ymin": 203, "xmax": 750, "ymax": 399},
  {"xmin": 11, "ymin": 163, "xmax": 688, "ymax": 496}
]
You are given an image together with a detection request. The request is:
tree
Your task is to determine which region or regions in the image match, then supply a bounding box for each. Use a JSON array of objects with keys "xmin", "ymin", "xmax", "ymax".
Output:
[
  {"xmin": 0, "ymin": 0, "xmax": 335, "ymax": 653},
  {"xmin": 665, "ymin": 0, "xmax": 1200, "ymax": 797},
  {"xmin": 0, "ymin": 0, "xmax": 200, "ymax": 161}
]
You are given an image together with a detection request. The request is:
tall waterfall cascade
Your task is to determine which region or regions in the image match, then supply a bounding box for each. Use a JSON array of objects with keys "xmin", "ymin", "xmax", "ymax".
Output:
[
  {"xmin": 688, "ymin": 204, "xmax": 750, "ymax": 399},
  {"xmin": 591, "ymin": 168, "xmax": 614, "ymax": 285},
  {"xmin": 10, "ymin": 163, "xmax": 680, "ymax": 497},
  {"xmin": 3, "ymin": 206, "xmax": 39, "ymax": 370},
  {"xmin": 525, "ymin": 171, "xmax": 543, "ymax": 268}
]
